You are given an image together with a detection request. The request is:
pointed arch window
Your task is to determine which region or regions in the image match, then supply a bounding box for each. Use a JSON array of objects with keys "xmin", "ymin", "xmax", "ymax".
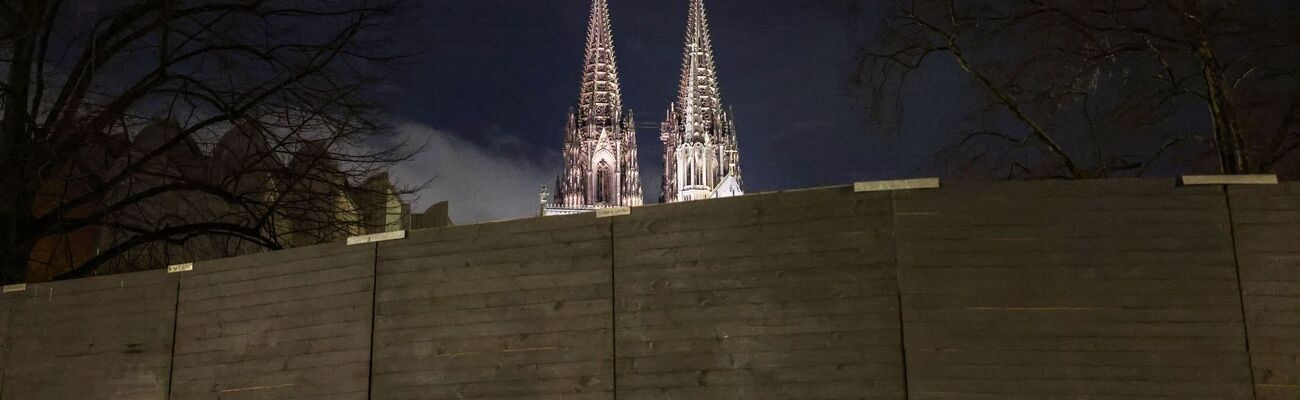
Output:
[
  {"xmin": 595, "ymin": 160, "xmax": 612, "ymax": 204},
  {"xmin": 686, "ymin": 154, "xmax": 696, "ymax": 186}
]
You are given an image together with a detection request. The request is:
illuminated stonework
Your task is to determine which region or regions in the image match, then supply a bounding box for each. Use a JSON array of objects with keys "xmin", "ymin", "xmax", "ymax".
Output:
[
  {"xmin": 660, "ymin": 0, "xmax": 743, "ymax": 203},
  {"xmin": 543, "ymin": 0, "xmax": 745, "ymax": 215},
  {"xmin": 545, "ymin": 0, "xmax": 643, "ymax": 216}
]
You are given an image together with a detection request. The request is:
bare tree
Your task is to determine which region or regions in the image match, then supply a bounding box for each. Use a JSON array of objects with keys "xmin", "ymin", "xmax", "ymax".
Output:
[
  {"xmin": 1, "ymin": 0, "xmax": 418, "ymax": 284},
  {"xmin": 857, "ymin": 0, "xmax": 1300, "ymax": 179}
]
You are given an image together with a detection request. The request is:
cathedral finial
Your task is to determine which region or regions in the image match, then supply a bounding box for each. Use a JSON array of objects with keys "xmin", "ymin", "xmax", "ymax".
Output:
[{"xmin": 540, "ymin": 184, "xmax": 554, "ymax": 216}]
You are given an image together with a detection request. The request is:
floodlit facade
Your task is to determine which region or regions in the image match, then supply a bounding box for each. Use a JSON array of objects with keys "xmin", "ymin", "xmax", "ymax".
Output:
[
  {"xmin": 544, "ymin": 0, "xmax": 644, "ymax": 216},
  {"xmin": 542, "ymin": 0, "xmax": 747, "ymax": 215},
  {"xmin": 660, "ymin": 0, "xmax": 743, "ymax": 203}
]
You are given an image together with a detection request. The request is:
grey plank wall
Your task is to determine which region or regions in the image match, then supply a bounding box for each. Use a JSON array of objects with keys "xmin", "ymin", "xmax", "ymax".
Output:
[
  {"xmin": 371, "ymin": 214, "xmax": 614, "ymax": 399},
  {"xmin": 0, "ymin": 285, "xmax": 11, "ymax": 397},
  {"xmin": 0, "ymin": 271, "xmax": 176, "ymax": 399},
  {"xmin": 612, "ymin": 187, "xmax": 905, "ymax": 399},
  {"xmin": 1230, "ymin": 182, "xmax": 1300, "ymax": 400},
  {"xmin": 894, "ymin": 179, "xmax": 1255, "ymax": 399},
  {"xmin": 6, "ymin": 179, "xmax": 1300, "ymax": 400},
  {"xmin": 169, "ymin": 242, "xmax": 376, "ymax": 400}
]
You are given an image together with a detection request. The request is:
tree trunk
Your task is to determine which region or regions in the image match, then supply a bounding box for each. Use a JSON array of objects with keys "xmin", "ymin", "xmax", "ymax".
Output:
[
  {"xmin": 1174, "ymin": 0, "xmax": 1252, "ymax": 174},
  {"xmin": 0, "ymin": 209, "xmax": 33, "ymax": 284},
  {"xmin": 0, "ymin": 1, "xmax": 40, "ymax": 284},
  {"xmin": 1197, "ymin": 41, "xmax": 1250, "ymax": 174}
]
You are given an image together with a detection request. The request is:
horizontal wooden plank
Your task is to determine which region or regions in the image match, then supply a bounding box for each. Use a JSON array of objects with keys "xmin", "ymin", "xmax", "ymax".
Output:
[
  {"xmin": 1, "ymin": 273, "xmax": 176, "ymax": 400},
  {"xmin": 896, "ymin": 181, "xmax": 1252, "ymax": 399},
  {"xmin": 371, "ymin": 208, "xmax": 614, "ymax": 400},
  {"xmin": 170, "ymin": 244, "xmax": 374, "ymax": 400},
  {"xmin": 1229, "ymin": 183, "xmax": 1300, "ymax": 399},
  {"xmin": 6, "ymin": 179, "xmax": 1289, "ymax": 400},
  {"xmin": 613, "ymin": 190, "xmax": 905, "ymax": 399},
  {"xmin": 1182, "ymin": 174, "xmax": 1279, "ymax": 185}
]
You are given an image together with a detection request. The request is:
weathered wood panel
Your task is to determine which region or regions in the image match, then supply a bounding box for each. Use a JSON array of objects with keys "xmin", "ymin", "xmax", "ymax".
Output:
[
  {"xmin": 1, "ymin": 178, "xmax": 1294, "ymax": 399},
  {"xmin": 1, "ymin": 271, "xmax": 176, "ymax": 400},
  {"xmin": 613, "ymin": 187, "xmax": 905, "ymax": 400},
  {"xmin": 895, "ymin": 179, "xmax": 1254, "ymax": 399},
  {"xmin": 371, "ymin": 214, "xmax": 614, "ymax": 400},
  {"xmin": 1230, "ymin": 182, "xmax": 1300, "ymax": 400},
  {"xmin": 0, "ymin": 284, "xmax": 11, "ymax": 397},
  {"xmin": 169, "ymin": 242, "xmax": 375, "ymax": 400}
]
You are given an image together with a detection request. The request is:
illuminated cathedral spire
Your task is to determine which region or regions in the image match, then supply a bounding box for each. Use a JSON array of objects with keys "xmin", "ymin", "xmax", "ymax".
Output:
[
  {"xmin": 661, "ymin": 0, "xmax": 743, "ymax": 203},
  {"xmin": 546, "ymin": 0, "xmax": 643, "ymax": 216},
  {"xmin": 578, "ymin": 0, "xmax": 623, "ymax": 128}
]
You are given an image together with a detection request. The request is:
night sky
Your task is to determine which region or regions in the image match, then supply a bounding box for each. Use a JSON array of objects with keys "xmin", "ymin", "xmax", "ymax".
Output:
[{"xmin": 380, "ymin": 0, "xmax": 968, "ymax": 223}]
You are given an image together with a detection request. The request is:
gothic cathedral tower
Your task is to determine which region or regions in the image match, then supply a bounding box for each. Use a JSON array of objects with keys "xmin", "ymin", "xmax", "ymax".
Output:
[
  {"xmin": 660, "ymin": 0, "xmax": 743, "ymax": 203},
  {"xmin": 546, "ymin": 0, "xmax": 644, "ymax": 216}
]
